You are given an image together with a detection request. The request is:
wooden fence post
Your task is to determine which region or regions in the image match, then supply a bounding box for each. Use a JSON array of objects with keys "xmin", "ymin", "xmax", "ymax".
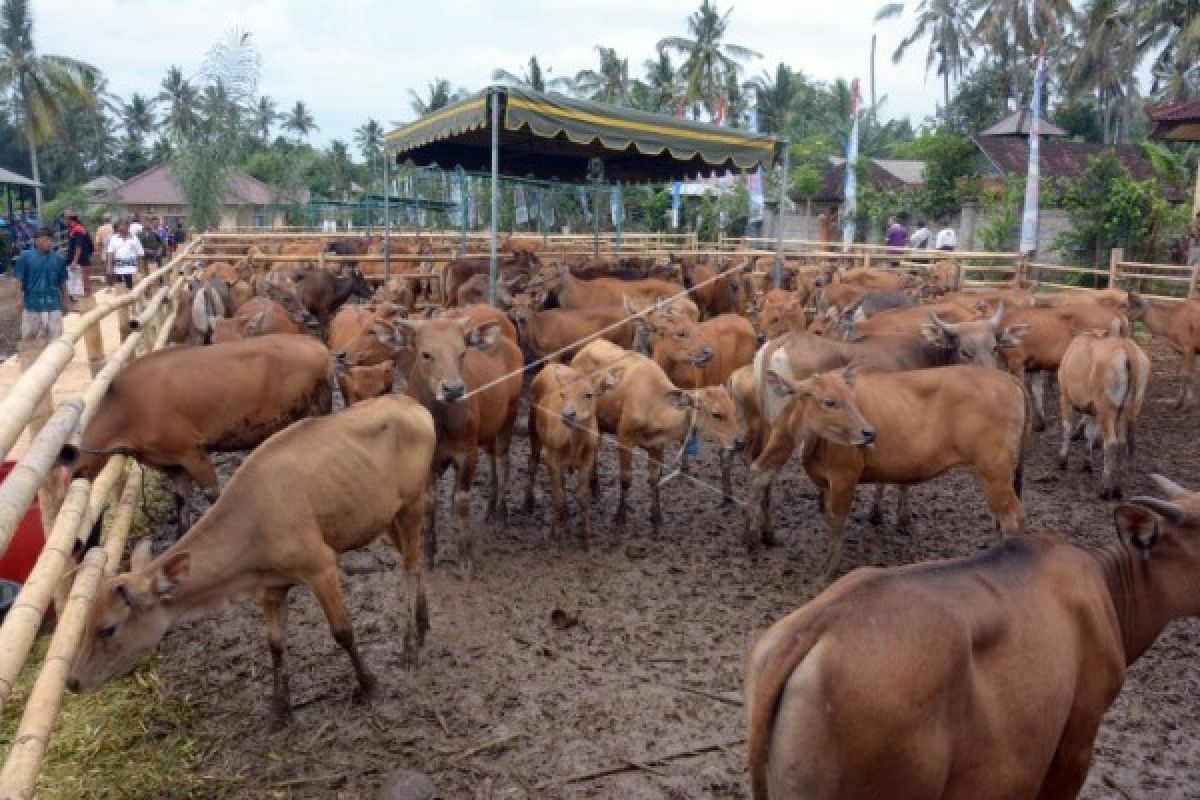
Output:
[
  {"xmin": 1108, "ymin": 247, "xmax": 1123, "ymax": 288},
  {"xmin": 78, "ymin": 296, "xmax": 105, "ymax": 377},
  {"xmin": 1190, "ymin": 260, "xmax": 1200, "ymax": 299}
]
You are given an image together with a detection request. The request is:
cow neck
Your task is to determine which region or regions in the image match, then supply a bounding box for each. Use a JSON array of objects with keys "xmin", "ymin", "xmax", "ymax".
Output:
[
  {"xmin": 1138, "ymin": 302, "xmax": 1175, "ymax": 339},
  {"xmin": 406, "ymin": 378, "xmax": 472, "ymax": 436},
  {"xmin": 148, "ymin": 504, "xmax": 256, "ymax": 613},
  {"xmin": 1090, "ymin": 543, "xmax": 1178, "ymax": 665},
  {"xmin": 331, "ymin": 275, "xmax": 359, "ymax": 309}
]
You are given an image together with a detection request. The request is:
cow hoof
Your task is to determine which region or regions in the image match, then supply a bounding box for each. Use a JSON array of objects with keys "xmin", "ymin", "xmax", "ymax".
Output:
[
  {"xmin": 762, "ymin": 529, "xmax": 782, "ymax": 548},
  {"xmin": 268, "ymin": 704, "xmax": 292, "ymax": 732}
]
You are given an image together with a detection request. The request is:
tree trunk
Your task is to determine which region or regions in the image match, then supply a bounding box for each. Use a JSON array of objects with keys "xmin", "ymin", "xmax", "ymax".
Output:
[
  {"xmin": 24, "ymin": 122, "xmax": 43, "ymax": 221},
  {"xmin": 943, "ymin": 70, "xmax": 950, "ymax": 121}
]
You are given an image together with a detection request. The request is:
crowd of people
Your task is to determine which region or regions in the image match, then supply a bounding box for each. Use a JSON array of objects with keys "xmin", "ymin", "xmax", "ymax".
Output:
[
  {"xmin": 885, "ymin": 215, "xmax": 957, "ymax": 252},
  {"xmin": 3, "ymin": 210, "xmax": 188, "ymax": 344}
]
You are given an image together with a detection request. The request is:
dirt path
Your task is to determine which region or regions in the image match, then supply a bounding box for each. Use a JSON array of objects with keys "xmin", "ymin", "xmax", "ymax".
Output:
[
  {"xmin": 147, "ymin": 340, "xmax": 1200, "ymax": 799},
  {"xmin": 0, "ymin": 277, "xmax": 20, "ymax": 360}
]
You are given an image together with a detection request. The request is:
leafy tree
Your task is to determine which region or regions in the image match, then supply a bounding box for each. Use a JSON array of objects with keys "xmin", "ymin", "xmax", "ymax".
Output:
[
  {"xmin": 1061, "ymin": 0, "xmax": 1141, "ymax": 144},
  {"xmin": 750, "ymin": 64, "xmax": 803, "ymax": 134},
  {"xmin": 325, "ymin": 139, "xmax": 353, "ymax": 197},
  {"xmin": 0, "ymin": 0, "xmax": 98, "ymax": 215},
  {"xmin": 1051, "ymin": 100, "xmax": 1104, "ymax": 142},
  {"xmin": 890, "ymin": 129, "xmax": 979, "ymax": 219},
  {"xmin": 1137, "ymin": 0, "xmax": 1199, "ymax": 102},
  {"xmin": 658, "ymin": 0, "xmax": 761, "ymax": 116},
  {"xmin": 876, "ymin": 0, "xmax": 977, "ymax": 115},
  {"xmin": 977, "ymin": 177, "xmax": 1023, "ymax": 252},
  {"xmin": 631, "ymin": 52, "xmax": 681, "ymax": 113}
]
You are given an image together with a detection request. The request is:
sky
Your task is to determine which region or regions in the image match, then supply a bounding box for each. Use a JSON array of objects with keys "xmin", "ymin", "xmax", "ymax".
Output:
[{"xmin": 34, "ymin": 0, "xmax": 944, "ymax": 151}]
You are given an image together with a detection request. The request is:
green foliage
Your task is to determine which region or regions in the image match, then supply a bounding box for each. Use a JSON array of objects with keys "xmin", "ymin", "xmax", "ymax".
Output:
[
  {"xmin": 641, "ymin": 187, "xmax": 671, "ymax": 232},
  {"xmin": 977, "ymin": 178, "xmax": 1023, "ymax": 253},
  {"xmin": 1052, "ymin": 101, "xmax": 1104, "ymax": 143},
  {"xmin": 891, "ymin": 129, "xmax": 980, "ymax": 219},
  {"xmin": 42, "ymin": 187, "xmax": 88, "ymax": 224}
]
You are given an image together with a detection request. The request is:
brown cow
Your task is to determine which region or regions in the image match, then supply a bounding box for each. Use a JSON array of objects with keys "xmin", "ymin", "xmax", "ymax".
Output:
[
  {"xmin": 747, "ymin": 365, "xmax": 1027, "ymax": 574},
  {"xmin": 632, "ymin": 307, "xmax": 757, "ymax": 389},
  {"xmin": 510, "ymin": 296, "xmax": 634, "ymax": 364},
  {"xmin": 295, "ymin": 267, "xmax": 373, "ymax": 330},
  {"xmin": 533, "ymin": 263, "xmax": 698, "ymax": 320},
  {"xmin": 753, "ymin": 289, "xmax": 808, "ymax": 341},
  {"xmin": 361, "ymin": 317, "xmax": 524, "ymax": 573},
  {"xmin": 1127, "ymin": 292, "xmax": 1200, "ymax": 407},
  {"xmin": 337, "ymin": 360, "xmax": 395, "ymax": 406},
  {"xmin": 524, "ymin": 362, "xmax": 625, "ymax": 547},
  {"xmin": 62, "ymin": 335, "xmax": 334, "ymax": 527},
  {"xmin": 679, "ymin": 258, "xmax": 750, "ymax": 318},
  {"xmin": 1057, "ymin": 325, "xmax": 1150, "ymax": 498},
  {"xmin": 570, "ymin": 339, "xmax": 744, "ymax": 533},
  {"xmin": 333, "ymin": 304, "xmax": 410, "ymax": 368},
  {"xmin": 1036, "ymin": 287, "xmax": 1129, "ymax": 310},
  {"xmin": 843, "ymin": 301, "xmax": 978, "ymax": 340},
  {"xmin": 745, "ymin": 476, "xmax": 1200, "ymax": 800},
  {"xmin": 834, "ymin": 266, "xmax": 918, "ymax": 292},
  {"xmin": 436, "ymin": 304, "xmax": 519, "ymax": 344},
  {"xmin": 67, "ymin": 395, "xmax": 436, "ymax": 730}
]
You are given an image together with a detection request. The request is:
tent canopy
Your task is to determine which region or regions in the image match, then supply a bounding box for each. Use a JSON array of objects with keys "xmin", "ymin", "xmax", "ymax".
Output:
[
  {"xmin": 0, "ymin": 166, "xmax": 41, "ymax": 189},
  {"xmin": 385, "ymin": 86, "xmax": 778, "ymax": 183}
]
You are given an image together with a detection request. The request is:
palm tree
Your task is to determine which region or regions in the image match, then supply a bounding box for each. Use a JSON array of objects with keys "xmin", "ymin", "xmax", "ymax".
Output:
[
  {"xmin": 0, "ymin": 0, "xmax": 98, "ymax": 216},
  {"xmin": 875, "ymin": 0, "xmax": 977, "ymax": 115},
  {"xmin": 969, "ymin": 0, "xmax": 1076, "ymax": 108},
  {"xmin": 492, "ymin": 55, "xmax": 570, "ymax": 92},
  {"xmin": 572, "ymin": 46, "xmax": 630, "ymax": 104},
  {"xmin": 1063, "ymin": 0, "xmax": 1142, "ymax": 143},
  {"xmin": 158, "ymin": 65, "xmax": 199, "ymax": 140},
  {"xmin": 750, "ymin": 63, "xmax": 804, "ymax": 134},
  {"xmin": 283, "ymin": 100, "xmax": 317, "ymax": 142},
  {"xmin": 1137, "ymin": 0, "xmax": 1199, "ymax": 102},
  {"xmin": 635, "ymin": 51, "xmax": 682, "ymax": 113},
  {"xmin": 407, "ymin": 78, "xmax": 466, "ymax": 116},
  {"xmin": 251, "ymin": 95, "xmax": 278, "ymax": 143},
  {"xmin": 657, "ymin": 0, "xmax": 761, "ymax": 117},
  {"xmin": 120, "ymin": 92, "xmax": 156, "ymax": 145},
  {"xmin": 326, "ymin": 139, "xmax": 353, "ymax": 197},
  {"xmin": 355, "ymin": 118, "xmax": 384, "ymax": 192}
]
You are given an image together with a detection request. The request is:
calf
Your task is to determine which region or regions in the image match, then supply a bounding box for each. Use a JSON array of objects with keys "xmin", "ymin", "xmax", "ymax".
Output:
[
  {"xmin": 1057, "ymin": 325, "xmax": 1150, "ymax": 498},
  {"xmin": 633, "ymin": 307, "xmax": 756, "ymax": 388},
  {"xmin": 1127, "ymin": 292, "xmax": 1200, "ymax": 407},
  {"xmin": 337, "ymin": 360, "xmax": 395, "ymax": 406},
  {"xmin": 68, "ymin": 395, "xmax": 436, "ymax": 730},
  {"xmin": 745, "ymin": 476, "xmax": 1200, "ymax": 800},
  {"xmin": 524, "ymin": 363, "xmax": 625, "ymax": 546},
  {"xmin": 748, "ymin": 365, "xmax": 1027, "ymax": 575},
  {"xmin": 358, "ymin": 317, "xmax": 524, "ymax": 573},
  {"xmin": 510, "ymin": 296, "xmax": 634, "ymax": 364},
  {"xmin": 570, "ymin": 339, "xmax": 744, "ymax": 534},
  {"xmin": 753, "ymin": 289, "xmax": 807, "ymax": 341}
]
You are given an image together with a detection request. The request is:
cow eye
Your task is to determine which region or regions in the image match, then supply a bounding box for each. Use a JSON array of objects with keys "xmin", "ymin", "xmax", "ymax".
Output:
[
  {"xmin": 421, "ymin": 351, "xmax": 432, "ymax": 360},
  {"xmin": 583, "ymin": 392, "xmax": 595, "ymax": 400},
  {"xmin": 960, "ymin": 349, "xmax": 972, "ymax": 360},
  {"xmin": 98, "ymin": 624, "xmax": 117, "ymax": 640},
  {"xmin": 675, "ymin": 331, "xmax": 686, "ymax": 338},
  {"xmin": 822, "ymin": 398, "xmax": 838, "ymax": 409}
]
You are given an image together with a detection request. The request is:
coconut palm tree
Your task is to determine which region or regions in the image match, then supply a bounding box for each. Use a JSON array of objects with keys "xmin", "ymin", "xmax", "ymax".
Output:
[
  {"xmin": 1063, "ymin": 0, "xmax": 1142, "ymax": 143},
  {"xmin": 1137, "ymin": 0, "xmax": 1199, "ymax": 102},
  {"xmin": 749, "ymin": 63, "xmax": 804, "ymax": 134},
  {"xmin": 407, "ymin": 78, "xmax": 466, "ymax": 116},
  {"xmin": 633, "ymin": 51, "xmax": 682, "ymax": 113},
  {"xmin": 355, "ymin": 118, "xmax": 384, "ymax": 162},
  {"xmin": 120, "ymin": 93, "xmax": 156, "ymax": 146},
  {"xmin": 0, "ymin": 0, "xmax": 98, "ymax": 216},
  {"xmin": 251, "ymin": 95, "xmax": 279, "ymax": 144},
  {"xmin": 657, "ymin": 0, "xmax": 761, "ymax": 116},
  {"xmin": 572, "ymin": 46, "xmax": 630, "ymax": 104},
  {"xmin": 969, "ymin": 0, "xmax": 1076, "ymax": 108},
  {"xmin": 283, "ymin": 100, "xmax": 317, "ymax": 142},
  {"xmin": 158, "ymin": 65, "xmax": 199, "ymax": 140},
  {"xmin": 492, "ymin": 55, "xmax": 570, "ymax": 92},
  {"xmin": 326, "ymin": 139, "xmax": 353, "ymax": 197},
  {"xmin": 875, "ymin": 0, "xmax": 977, "ymax": 115}
]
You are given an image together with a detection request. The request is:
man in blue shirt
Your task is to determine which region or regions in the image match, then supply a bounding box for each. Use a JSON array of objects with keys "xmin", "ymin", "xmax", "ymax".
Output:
[{"xmin": 13, "ymin": 227, "xmax": 69, "ymax": 340}]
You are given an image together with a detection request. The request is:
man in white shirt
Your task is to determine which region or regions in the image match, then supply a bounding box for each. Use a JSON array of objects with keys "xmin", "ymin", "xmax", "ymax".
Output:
[
  {"xmin": 910, "ymin": 220, "xmax": 932, "ymax": 249},
  {"xmin": 106, "ymin": 219, "xmax": 145, "ymax": 289},
  {"xmin": 936, "ymin": 227, "xmax": 957, "ymax": 251},
  {"xmin": 129, "ymin": 214, "xmax": 143, "ymax": 237}
]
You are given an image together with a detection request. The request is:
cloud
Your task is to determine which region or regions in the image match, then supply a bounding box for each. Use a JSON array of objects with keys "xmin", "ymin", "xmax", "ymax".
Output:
[{"xmin": 34, "ymin": 0, "xmax": 945, "ymax": 151}]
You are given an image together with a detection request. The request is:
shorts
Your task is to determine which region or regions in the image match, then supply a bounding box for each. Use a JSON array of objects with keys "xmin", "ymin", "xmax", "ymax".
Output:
[{"xmin": 21, "ymin": 310, "xmax": 63, "ymax": 340}]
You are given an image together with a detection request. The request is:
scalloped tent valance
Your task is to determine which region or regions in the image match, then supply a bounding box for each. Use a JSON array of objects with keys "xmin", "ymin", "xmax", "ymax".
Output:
[{"xmin": 384, "ymin": 86, "xmax": 778, "ymax": 183}]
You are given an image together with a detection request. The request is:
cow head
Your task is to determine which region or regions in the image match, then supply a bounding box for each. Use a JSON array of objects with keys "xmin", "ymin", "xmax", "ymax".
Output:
[
  {"xmin": 338, "ymin": 360, "xmax": 396, "ymax": 406},
  {"xmin": 668, "ymin": 386, "xmax": 744, "ymax": 453},
  {"xmin": 67, "ymin": 540, "xmax": 188, "ymax": 693},
  {"xmin": 336, "ymin": 304, "xmax": 407, "ymax": 367},
  {"xmin": 767, "ymin": 366, "xmax": 876, "ymax": 449},
  {"xmin": 922, "ymin": 303, "xmax": 1009, "ymax": 368},
  {"xmin": 547, "ymin": 364, "xmax": 625, "ymax": 428},
  {"xmin": 370, "ymin": 317, "xmax": 501, "ymax": 403},
  {"xmin": 1116, "ymin": 474, "xmax": 1200, "ymax": 616},
  {"xmin": 651, "ymin": 314, "xmax": 715, "ymax": 368}
]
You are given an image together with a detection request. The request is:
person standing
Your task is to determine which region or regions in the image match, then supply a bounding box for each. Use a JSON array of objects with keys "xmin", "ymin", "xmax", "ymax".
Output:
[
  {"xmin": 138, "ymin": 217, "xmax": 164, "ymax": 269},
  {"xmin": 129, "ymin": 213, "xmax": 143, "ymax": 237},
  {"xmin": 94, "ymin": 213, "xmax": 114, "ymax": 261},
  {"xmin": 13, "ymin": 228, "xmax": 69, "ymax": 340},
  {"xmin": 63, "ymin": 210, "xmax": 94, "ymax": 303},
  {"xmin": 910, "ymin": 220, "xmax": 932, "ymax": 249},
  {"xmin": 935, "ymin": 225, "xmax": 957, "ymax": 252},
  {"xmin": 106, "ymin": 219, "xmax": 144, "ymax": 290},
  {"xmin": 885, "ymin": 216, "xmax": 909, "ymax": 248}
]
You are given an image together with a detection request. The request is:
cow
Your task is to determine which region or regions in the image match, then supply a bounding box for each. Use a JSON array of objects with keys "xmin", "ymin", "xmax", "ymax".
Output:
[
  {"xmin": 843, "ymin": 302, "xmax": 978, "ymax": 341},
  {"xmin": 60, "ymin": 335, "xmax": 334, "ymax": 530},
  {"xmin": 509, "ymin": 296, "xmax": 635, "ymax": 364},
  {"xmin": 570, "ymin": 339, "xmax": 744, "ymax": 534},
  {"xmin": 455, "ymin": 273, "xmax": 515, "ymax": 308},
  {"xmin": 939, "ymin": 287, "xmax": 1036, "ymax": 313},
  {"xmin": 679, "ymin": 258, "xmax": 750, "ymax": 318},
  {"xmin": 1057, "ymin": 324, "xmax": 1151, "ymax": 498},
  {"xmin": 295, "ymin": 267, "xmax": 373, "ymax": 330},
  {"xmin": 443, "ymin": 252, "xmax": 536, "ymax": 305},
  {"xmin": 355, "ymin": 317, "xmax": 524, "ymax": 574},
  {"xmin": 333, "ymin": 304, "xmax": 410, "ymax": 368},
  {"xmin": 67, "ymin": 395, "xmax": 436, "ymax": 730},
  {"xmin": 524, "ymin": 363, "xmax": 625, "ymax": 547},
  {"xmin": 436, "ymin": 304, "xmax": 519, "ymax": 344},
  {"xmin": 532, "ymin": 263, "xmax": 698, "ymax": 320},
  {"xmin": 337, "ymin": 360, "xmax": 396, "ymax": 406},
  {"xmin": 747, "ymin": 365, "xmax": 1027, "ymax": 575},
  {"xmin": 752, "ymin": 289, "xmax": 808, "ymax": 341},
  {"xmin": 167, "ymin": 278, "xmax": 232, "ymax": 346},
  {"xmin": 372, "ymin": 277, "xmax": 414, "ymax": 309},
  {"xmin": 744, "ymin": 475, "xmax": 1200, "ymax": 800},
  {"xmin": 1036, "ymin": 287, "xmax": 1129, "ymax": 311},
  {"xmin": 631, "ymin": 306, "xmax": 757, "ymax": 389},
  {"xmin": 833, "ymin": 266, "xmax": 918, "ymax": 293},
  {"xmin": 1127, "ymin": 292, "xmax": 1200, "ymax": 408}
]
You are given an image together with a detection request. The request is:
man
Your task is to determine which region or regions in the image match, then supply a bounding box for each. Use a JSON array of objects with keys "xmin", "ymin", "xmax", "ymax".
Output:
[
  {"xmin": 106, "ymin": 218, "xmax": 144, "ymax": 289},
  {"xmin": 129, "ymin": 213, "xmax": 143, "ymax": 237},
  {"xmin": 910, "ymin": 219, "xmax": 932, "ymax": 249},
  {"xmin": 94, "ymin": 213, "xmax": 114, "ymax": 262},
  {"xmin": 13, "ymin": 228, "xmax": 69, "ymax": 340},
  {"xmin": 63, "ymin": 210, "xmax": 94, "ymax": 301},
  {"xmin": 138, "ymin": 217, "xmax": 164, "ymax": 269},
  {"xmin": 885, "ymin": 216, "xmax": 908, "ymax": 248},
  {"xmin": 935, "ymin": 225, "xmax": 957, "ymax": 251}
]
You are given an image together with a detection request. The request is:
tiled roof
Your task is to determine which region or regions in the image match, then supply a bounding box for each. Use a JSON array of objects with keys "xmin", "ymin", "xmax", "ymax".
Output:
[
  {"xmin": 979, "ymin": 109, "xmax": 1067, "ymax": 137},
  {"xmin": 111, "ymin": 164, "xmax": 302, "ymax": 206},
  {"xmin": 974, "ymin": 138, "xmax": 1156, "ymax": 183},
  {"xmin": 0, "ymin": 166, "xmax": 41, "ymax": 188}
]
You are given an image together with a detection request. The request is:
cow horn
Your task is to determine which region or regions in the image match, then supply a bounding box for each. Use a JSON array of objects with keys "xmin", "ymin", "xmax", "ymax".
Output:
[
  {"xmin": 1129, "ymin": 496, "xmax": 1185, "ymax": 524},
  {"xmin": 1150, "ymin": 473, "xmax": 1189, "ymax": 499},
  {"xmin": 929, "ymin": 313, "xmax": 959, "ymax": 335}
]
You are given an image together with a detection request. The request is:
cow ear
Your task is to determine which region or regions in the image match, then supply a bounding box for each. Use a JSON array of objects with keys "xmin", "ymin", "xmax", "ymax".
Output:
[
  {"xmin": 664, "ymin": 389, "xmax": 694, "ymax": 409},
  {"xmin": 841, "ymin": 365, "xmax": 858, "ymax": 388},
  {"xmin": 597, "ymin": 366, "xmax": 625, "ymax": 395},
  {"xmin": 998, "ymin": 323, "xmax": 1030, "ymax": 348},
  {"xmin": 467, "ymin": 321, "xmax": 501, "ymax": 350},
  {"xmin": 920, "ymin": 321, "xmax": 948, "ymax": 347},
  {"xmin": 129, "ymin": 539, "xmax": 154, "ymax": 572},
  {"xmin": 375, "ymin": 320, "xmax": 416, "ymax": 350},
  {"xmin": 154, "ymin": 552, "xmax": 190, "ymax": 599},
  {"xmin": 1115, "ymin": 505, "xmax": 1161, "ymax": 557}
]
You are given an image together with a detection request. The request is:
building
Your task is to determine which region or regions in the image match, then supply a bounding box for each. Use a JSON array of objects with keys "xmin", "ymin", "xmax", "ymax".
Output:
[
  {"xmin": 104, "ymin": 164, "xmax": 306, "ymax": 229},
  {"xmin": 81, "ymin": 175, "xmax": 122, "ymax": 209},
  {"xmin": 1145, "ymin": 99, "xmax": 1200, "ymax": 214}
]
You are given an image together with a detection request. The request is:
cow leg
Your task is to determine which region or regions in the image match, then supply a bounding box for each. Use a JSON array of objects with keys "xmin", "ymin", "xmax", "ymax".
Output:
[
  {"xmin": 647, "ymin": 444, "xmax": 665, "ymax": 535},
  {"xmin": 1028, "ymin": 372, "xmax": 1047, "ymax": 432},
  {"xmin": 261, "ymin": 585, "xmax": 292, "ymax": 730},
  {"xmin": 308, "ymin": 558, "xmax": 377, "ymax": 704},
  {"xmin": 547, "ymin": 455, "xmax": 567, "ymax": 544},
  {"xmin": 578, "ymin": 451, "xmax": 596, "ymax": 550},
  {"xmin": 978, "ymin": 466, "xmax": 1025, "ymax": 538},
  {"xmin": 524, "ymin": 418, "xmax": 541, "ymax": 514},
  {"xmin": 822, "ymin": 481, "xmax": 855, "ymax": 578},
  {"xmin": 386, "ymin": 501, "xmax": 428, "ymax": 669},
  {"xmin": 1057, "ymin": 394, "xmax": 1075, "ymax": 471},
  {"xmin": 894, "ymin": 486, "xmax": 912, "ymax": 533},
  {"xmin": 454, "ymin": 450, "xmax": 478, "ymax": 577},
  {"xmin": 1035, "ymin": 718, "xmax": 1104, "ymax": 800},
  {"xmin": 424, "ymin": 474, "xmax": 439, "ymax": 569},
  {"xmin": 492, "ymin": 430, "xmax": 512, "ymax": 526},
  {"xmin": 614, "ymin": 435, "xmax": 635, "ymax": 529},
  {"xmin": 1176, "ymin": 347, "xmax": 1195, "ymax": 409}
]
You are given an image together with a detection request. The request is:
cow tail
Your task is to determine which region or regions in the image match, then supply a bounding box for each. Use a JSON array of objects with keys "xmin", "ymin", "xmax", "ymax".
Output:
[
  {"xmin": 1015, "ymin": 376, "xmax": 1034, "ymax": 499},
  {"xmin": 1109, "ymin": 348, "xmax": 1134, "ymax": 457},
  {"xmin": 747, "ymin": 626, "xmax": 823, "ymax": 800}
]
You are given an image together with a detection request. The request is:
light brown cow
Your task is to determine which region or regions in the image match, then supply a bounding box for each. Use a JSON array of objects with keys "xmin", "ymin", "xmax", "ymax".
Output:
[
  {"xmin": 747, "ymin": 365, "xmax": 1027, "ymax": 574},
  {"xmin": 362, "ymin": 317, "xmax": 524, "ymax": 573},
  {"xmin": 753, "ymin": 289, "xmax": 808, "ymax": 340},
  {"xmin": 834, "ymin": 266, "xmax": 918, "ymax": 292},
  {"xmin": 679, "ymin": 258, "xmax": 750, "ymax": 318},
  {"xmin": 939, "ymin": 287, "xmax": 1036, "ymax": 313},
  {"xmin": 1057, "ymin": 325, "xmax": 1150, "ymax": 498},
  {"xmin": 744, "ymin": 476, "xmax": 1200, "ymax": 800},
  {"xmin": 570, "ymin": 339, "xmax": 744, "ymax": 533},
  {"xmin": 533, "ymin": 263, "xmax": 698, "ymax": 320},
  {"xmin": 844, "ymin": 301, "xmax": 978, "ymax": 340},
  {"xmin": 633, "ymin": 307, "xmax": 757, "ymax": 389},
  {"xmin": 436, "ymin": 304, "xmax": 519, "ymax": 344},
  {"xmin": 524, "ymin": 363, "xmax": 625, "ymax": 547},
  {"xmin": 1127, "ymin": 292, "xmax": 1200, "ymax": 407},
  {"xmin": 1036, "ymin": 287, "xmax": 1129, "ymax": 310},
  {"xmin": 510, "ymin": 296, "xmax": 635, "ymax": 363},
  {"xmin": 67, "ymin": 395, "xmax": 436, "ymax": 730},
  {"xmin": 337, "ymin": 360, "xmax": 395, "ymax": 406}
]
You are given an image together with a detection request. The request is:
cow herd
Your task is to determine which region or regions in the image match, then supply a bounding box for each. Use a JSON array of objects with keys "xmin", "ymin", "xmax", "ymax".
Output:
[{"xmin": 58, "ymin": 235, "xmax": 1200, "ymax": 797}]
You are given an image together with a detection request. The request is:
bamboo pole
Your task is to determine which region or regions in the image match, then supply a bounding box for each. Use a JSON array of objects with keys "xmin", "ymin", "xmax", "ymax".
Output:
[
  {"xmin": 102, "ymin": 465, "xmax": 142, "ymax": 576},
  {"xmin": 0, "ymin": 547, "xmax": 107, "ymax": 800},
  {"xmin": 0, "ymin": 399, "xmax": 83, "ymax": 558},
  {"xmin": 1109, "ymin": 247, "xmax": 1123, "ymax": 287}
]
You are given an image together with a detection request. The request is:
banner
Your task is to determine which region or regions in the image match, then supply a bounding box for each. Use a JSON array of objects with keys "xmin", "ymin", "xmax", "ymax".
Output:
[
  {"xmin": 578, "ymin": 186, "xmax": 591, "ymax": 223},
  {"xmin": 610, "ymin": 184, "xmax": 623, "ymax": 226},
  {"xmin": 671, "ymin": 181, "xmax": 682, "ymax": 229},
  {"xmin": 1019, "ymin": 49, "xmax": 1046, "ymax": 255},
  {"xmin": 747, "ymin": 99, "xmax": 764, "ymax": 224},
  {"xmin": 514, "ymin": 185, "xmax": 529, "ymax": 225},
  {"xmin": 842, "ymin": 79, "xmax": 861, "ymax": 248}
]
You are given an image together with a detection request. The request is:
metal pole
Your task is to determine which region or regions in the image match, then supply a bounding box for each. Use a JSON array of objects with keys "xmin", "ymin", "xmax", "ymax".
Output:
[
  {"xmin": 383, "ymin": 149, "xmax": 391, "ymax": 282},
  {"xmin": 458, "ymin": 168, "xmax": 468, "ymax": 254},
  {"xmin": 592, "ymin": 178, "xmax": 600, "ymax": 260},
  {"xmin": 774, "ymin": 141, "xmax": 791, "ymax": 289},
  {"xmin": 489, "ymin": 90, "xmax": 500, "ymax": 306}
]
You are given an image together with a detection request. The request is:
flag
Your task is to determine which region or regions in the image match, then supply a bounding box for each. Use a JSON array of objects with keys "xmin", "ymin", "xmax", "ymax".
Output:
[
  {"xmin": 671, "ymin": 180, "xmax": 682, "ymax": 229},
  {"xmin": 841, "ymin": 79, "xmax": 861, "ymax": 248},
  {"xmin": 747, "ymin": 98, "xmax": 765, "ymax": 224},
  {"xmin": 578, "ymin": 186, "xmax": 591, "ymax": 223},
  {"xmin": 610, "ymin": 184, "xmax": 623, "ymax": 226},
  {"xmin": 1019, "ymin": 49, "xmax": 1046, "ymax": 255},
  {"xmin": 544, "ymin": 192, "xmax": 555, "ymax": 227},
  {"xmin": 514, "ymin": 185, "xmax": 529, "ymax": 225},
  {"xmin": 715, "ymin": 95, "xmax": 727, "ymax": 126},
  {"xmin": 529, "ymin": 189, "xmax": 540, "ymax": 222}
]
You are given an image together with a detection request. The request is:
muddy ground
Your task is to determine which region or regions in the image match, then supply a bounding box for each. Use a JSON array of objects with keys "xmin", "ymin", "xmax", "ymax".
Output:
[{"xmin": 144, "ymin": 340, "xmax": 1200, "ymax": 799}]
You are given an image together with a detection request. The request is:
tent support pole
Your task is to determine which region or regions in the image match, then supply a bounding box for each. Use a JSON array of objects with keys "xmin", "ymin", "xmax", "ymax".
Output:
[
  {"xmin": 592, "ymin": 178, "xmax": 600, "ymax": 259},
  {"xmin": 489, "ymin": 92, "xmax": 500, "ymax": 306},
  {"xmin": 383, "ymin": 151, "xmax": 391, "ymax": 282},
  {"xmin": 774, "ymin": 141, "xmax": 791, "ymax": 289}
]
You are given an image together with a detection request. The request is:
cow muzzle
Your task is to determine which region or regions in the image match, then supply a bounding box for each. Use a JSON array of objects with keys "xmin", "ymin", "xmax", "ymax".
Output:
[
  {"xmin": 440, "ymin": 381, "xmax": 466, "ymax": 402},
  {"xmin": 560, "ymin": 408, "xmax": 578, "ymax": 426},
  {"xmin": 693, "ymin": 348, "xmax": 714, "ymax": 367},
  {"xmin": 857, "ymin": 428, "xmax": 877, "ymax": 449}
]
